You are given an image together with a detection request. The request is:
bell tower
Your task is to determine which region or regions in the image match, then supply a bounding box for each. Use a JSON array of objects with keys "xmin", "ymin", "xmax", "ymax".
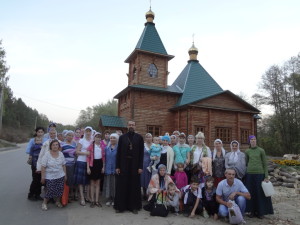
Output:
[{"xmin": 124, "ymin": 8, "xmax": 174, "ymax": 88}]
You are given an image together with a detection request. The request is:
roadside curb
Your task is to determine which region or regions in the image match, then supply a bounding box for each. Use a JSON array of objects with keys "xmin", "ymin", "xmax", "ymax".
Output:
[{"xmin": 0, "ymin": 145, "xmax": 19, "ymax": 152}]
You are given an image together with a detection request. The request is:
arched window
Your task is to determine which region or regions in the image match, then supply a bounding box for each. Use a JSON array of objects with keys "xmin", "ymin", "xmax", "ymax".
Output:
[
  {"xmin": 147, "ymin": 63, "xmax": 158, "ymax": 78},
  {"xmin": 133, "ymin": 66, "xmax": 137, "ymax": 80}
]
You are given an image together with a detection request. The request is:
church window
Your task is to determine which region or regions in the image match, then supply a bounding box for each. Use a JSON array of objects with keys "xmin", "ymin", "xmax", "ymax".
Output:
[
  {"xmin": 147, "ymin": 63, "xmax": 158, "ymax": 78},
  {"xmin": 147, "ymin": 125, "xmax": 161, "ymax": 136},
  {"xmin": 133, "ymin": 66, "xmax": 137, "ymax": 80},
  {"xmin": 215, "ymin": 127, "xmax": 232, "ymax": 143},
  {"xmin": 241, "ymin": 129, "xmax": 250, "ymax": 144},
  {"xmin": 195, "ymin": 126, "xmax": 205, "ymax": 136}
]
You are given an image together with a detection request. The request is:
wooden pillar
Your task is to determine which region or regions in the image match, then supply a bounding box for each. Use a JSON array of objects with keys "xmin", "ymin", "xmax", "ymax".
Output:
[
  {"xmin": 177, "ymin": 110, "xmax": 180, "ymax": 131},
  {"xmin": 131, "ymin": 91, "xmax": 135, "ymax": 120},
  {"xmin": 208, "ymin": 109, "xmax": 211, "ymax": 146},
  {"xmin": 190, "ymin": 107, "xmax": 193, "ymax": 134},
  {"xmin": 251, "ymin": 114, "xmax": 254, "ymax": 135},
  {"xmin": 187, "ymin": 108, "xmax": 190, "ymax": 135},
  {"xmin": 237, "ymin": 112, "xmax": 240, "ymax": 141}
]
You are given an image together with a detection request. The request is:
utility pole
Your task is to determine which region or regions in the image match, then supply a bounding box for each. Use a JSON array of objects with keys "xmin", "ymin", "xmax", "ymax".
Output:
[{"xmin": 0, "ymin": 85, "xmax": 3, "ymax": 135}]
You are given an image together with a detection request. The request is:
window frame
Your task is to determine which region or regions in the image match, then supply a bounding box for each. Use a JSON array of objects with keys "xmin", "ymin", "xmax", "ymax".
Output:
[
  {"xmin": 147, "ymin": 63, "xmax": 158, "ymax": 78},
  {"xmin": 215, "ymin": 127, "xmax": 232, "ymax": 143},
  {"xmin": 147, "ymin": 125, "xmax": 161, "ymax": 137},
  {"xmin": 241, "ymin": 129, "xmax": 250, "ymax": 144}
]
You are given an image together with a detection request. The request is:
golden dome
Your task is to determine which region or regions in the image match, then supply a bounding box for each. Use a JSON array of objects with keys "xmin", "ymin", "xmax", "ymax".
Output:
[
  {"xmin": 145, "ymin": 9, "xmax": 155, "ymax": 22},
  {"xmin": 188, "ymin": 43, "xmax": 198, "ymax": 61},
  {"xmin": 188, "ymin": 43, "xmax": 198, "ymax": 53}
]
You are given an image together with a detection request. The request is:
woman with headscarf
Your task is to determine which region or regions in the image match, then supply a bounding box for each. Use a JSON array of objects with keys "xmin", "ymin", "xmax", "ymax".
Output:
[
  {"xmin": 212, "ymin": 139, "xmax": 227, "ymax": 187},
  {"xmin": 103, "ymin": 133, "xmax": 119, "ymax": 206},
  {"xmin": 73, "ymin": 126, "xmax": 93, "ymax": 206},
  {"xmin": 157, "ymin": 135, "xmax": 174, "ymax": 176},
  {"xmin": 147, "ymin": 164, "xmax": 177, "ymax": 201},
  {"xmin": 170, "ymin": 135, "xmax": 177, "ymax": 148},
  {"xmin": 61, "ymin": 130, "xmax": 77, "ymax": 200},
  {"xmin": 141, "ymin": 133, "xmax": 153, "ymax": 200},
  {"xmin": 189, "ymin": 132, "xmax": 212, "ymax": 185},
  {"xmin": 225, "ymin": 140, "xmax": 246, "ymax": 180},
  {"xmin": 245, "ymin": 135, "xmax": 273, "ymax": 219},
  {"xmin": 36, "ymin": 128, "xmax": 58, "ymax": 172},
  {"xmin": 73, "ymin": 128, "xmax": 81, "ymax": 144}
]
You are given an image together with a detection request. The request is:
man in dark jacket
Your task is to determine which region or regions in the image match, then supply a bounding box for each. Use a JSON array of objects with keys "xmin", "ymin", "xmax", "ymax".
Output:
[{"xmin": 114, "ymin": 121, "xmax": 144, "ymax": 214}]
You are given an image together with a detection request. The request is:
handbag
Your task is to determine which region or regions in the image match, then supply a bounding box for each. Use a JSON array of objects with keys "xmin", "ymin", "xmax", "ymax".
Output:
[{"xmin": 150, "ymin": 193, "xmax": 169, "ymax": 217}]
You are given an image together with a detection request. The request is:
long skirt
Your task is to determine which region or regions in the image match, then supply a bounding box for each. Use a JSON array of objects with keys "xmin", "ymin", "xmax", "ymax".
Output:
[
  {"xmin": 66, "ymin": 164, "xmax": 75, "ymax": 187},
  {"xmin": 45, "ymin": 176, "xmax": 64, "ymax": 199},
  {"xmin": 103, "ymin": 174, "xmax": 116, "ymax": 199},
  {"xmin": 245, "ymin": 173, "xmax": 274, "ymax": 216},
  {"xmin": 73, "ymin": 161, "xmax": 89, "ymax": 185}
]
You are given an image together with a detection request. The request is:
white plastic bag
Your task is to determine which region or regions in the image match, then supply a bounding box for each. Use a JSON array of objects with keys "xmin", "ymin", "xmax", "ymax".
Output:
[{"xmin": 228, "ymin": 200, "xmax": 245, "ymax": 224}]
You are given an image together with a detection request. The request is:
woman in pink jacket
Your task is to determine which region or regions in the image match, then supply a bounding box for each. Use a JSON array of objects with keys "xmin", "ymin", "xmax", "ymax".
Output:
[{"xmin": 87, "ymin": 132, "xmax": 106, "ymax": 207}]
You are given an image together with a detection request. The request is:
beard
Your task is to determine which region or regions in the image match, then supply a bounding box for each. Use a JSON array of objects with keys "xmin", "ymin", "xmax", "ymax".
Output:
[{"xmin": 128, "ymin": 127, "xmax": 134, "ymax": 133}]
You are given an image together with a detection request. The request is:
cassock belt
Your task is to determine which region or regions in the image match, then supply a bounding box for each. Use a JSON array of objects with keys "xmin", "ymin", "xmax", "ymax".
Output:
[{"xmin": 126, "ymin": 156, "xmax": 133, "ymax": 159}]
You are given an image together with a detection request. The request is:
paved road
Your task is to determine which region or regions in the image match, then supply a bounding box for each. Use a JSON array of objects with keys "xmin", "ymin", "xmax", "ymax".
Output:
[{"xmin": 1, "ymin": 144, "xmax": 286, "ymax": 225}]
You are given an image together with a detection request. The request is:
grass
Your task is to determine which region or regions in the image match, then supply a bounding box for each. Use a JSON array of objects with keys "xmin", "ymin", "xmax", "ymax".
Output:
[{"xmin": 0, "ymin": 139, "xmax": 17, "ymax": 148}]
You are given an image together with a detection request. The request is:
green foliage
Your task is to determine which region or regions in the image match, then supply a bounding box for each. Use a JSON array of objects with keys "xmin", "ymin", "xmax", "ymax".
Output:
[
  {"xmin": 2, "ymin": 86, "xmax": 50, "ymax": 130},
  {"xmin": 0, "ymin": 40, "xmax": 9, "ymax": 87},
  {"xmin": 75, "ymin": 99, "xmax": 118, "ymax": 130},
  {"xmin": 256, "ymin": 53, "xmax": 300, "ymax": 156}
]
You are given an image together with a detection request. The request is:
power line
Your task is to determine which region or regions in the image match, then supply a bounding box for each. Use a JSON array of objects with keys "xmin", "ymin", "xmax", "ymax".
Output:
[{"xmin": 14, "ymin": 92, "xmax": 82, "ymax": 112}]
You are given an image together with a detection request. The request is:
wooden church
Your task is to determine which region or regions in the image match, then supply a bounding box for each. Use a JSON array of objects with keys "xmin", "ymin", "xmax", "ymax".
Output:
[{"xmin": 99, "ymin": 8, "xmax": 260, "ymax": 149}]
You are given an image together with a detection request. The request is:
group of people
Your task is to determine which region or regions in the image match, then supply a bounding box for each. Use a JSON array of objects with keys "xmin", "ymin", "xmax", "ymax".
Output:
[
  {"xmin": 25, "ymin": 120, "xmax": 273, "ymax": 223},
  {"xmin": 26, "ymin": 123, "xmax": 119, "ymax": 210}
]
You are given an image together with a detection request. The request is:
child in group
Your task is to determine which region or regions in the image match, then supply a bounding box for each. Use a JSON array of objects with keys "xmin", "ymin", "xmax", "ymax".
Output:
[
  {"xmin": 201, "ymin": 176, "xmax": 219, "ymax": 220},
  {"xmin": 147, "ymin": 136, "xmax": 162, "ymax": 172},
  {"xmin": 27, "ymin": 136, "xmax": 43, "ymax": 200},
  {"xmin": 172, "ymin": 163, "xmax": 188, "ymax": 190},
  {"xmin": 87, "ymin": 132, "xmax": 105, "ymax": 208},
  {"xmin": 166, "ymin": 183, "xmax": 180, "ymax": 215},
  {"xmin": 182, "ymin": 176, "xmax": 203, "ymax": 218}
]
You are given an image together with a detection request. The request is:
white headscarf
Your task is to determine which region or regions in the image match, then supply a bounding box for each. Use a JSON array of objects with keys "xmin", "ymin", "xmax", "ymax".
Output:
[
  {"xmin": 213, "ymin": 139, "xmax": 226, "ymax": 160},
  {"xmin": 229, "ymin": 140, "xmax": 240, "ymax": 163},
  {"xmin": 83, "ymin": 126, "xmax": 93, "ymax": 140}
]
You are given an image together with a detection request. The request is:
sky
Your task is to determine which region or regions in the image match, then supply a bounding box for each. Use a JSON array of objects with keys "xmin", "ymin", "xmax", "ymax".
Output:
[{"xmin": 1, "ymin": 0, "xmax": 300, "ymax": 125}]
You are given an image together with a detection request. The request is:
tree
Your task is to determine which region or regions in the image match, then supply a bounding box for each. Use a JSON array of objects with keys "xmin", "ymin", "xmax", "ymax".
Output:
[
  {"xmin": 255, "ymin": 53, "xmax": 300, "ymax": 155},
  {"xmin": 0, "ymin": 40, "xmax": 10, "ymax": 133},
  {"xmin": 76, "ymin": 99, "xmax": 118, "ymax": 129}
]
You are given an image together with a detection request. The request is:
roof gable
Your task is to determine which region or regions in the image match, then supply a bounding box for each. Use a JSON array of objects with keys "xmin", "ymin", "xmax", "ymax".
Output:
[
  {"xmin": 172, "ymin": 60, "xmax": 223, "ymax": 107},
  {"xmin": 184, "ymin": 90, "xmax": 260, "ymax": 113}
]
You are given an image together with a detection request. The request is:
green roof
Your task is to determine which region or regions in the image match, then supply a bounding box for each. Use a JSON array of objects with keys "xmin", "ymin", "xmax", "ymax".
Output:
[
  {"xmin": 135, "ymin": 22, "xmax": 168, "ymax": 55},
  {"xmin": 172, "ymin": 60, "xmax": 223, "ymax": 107},
  {"xmin": 100, "ymin": 115, "xmax": 127, "ymax": 128},
  {"xmin": 114, "ymin": 84, "xmax": 182, "ymax": 99}
]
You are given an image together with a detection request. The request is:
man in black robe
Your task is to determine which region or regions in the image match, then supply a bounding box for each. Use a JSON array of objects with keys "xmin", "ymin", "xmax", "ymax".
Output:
[{"xmin": 114, "ymin": 121, "xmax": 144, "ymax": 214}]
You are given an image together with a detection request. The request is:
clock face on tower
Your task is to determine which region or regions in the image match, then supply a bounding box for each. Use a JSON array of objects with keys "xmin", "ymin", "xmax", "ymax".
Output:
[{"xmin": 148, "ymin": 63, "xmax": 158, "ymax": 78}]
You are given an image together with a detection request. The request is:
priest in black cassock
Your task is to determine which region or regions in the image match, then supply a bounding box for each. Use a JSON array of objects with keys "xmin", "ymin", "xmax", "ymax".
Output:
[{"xmin": 114, "ymin": 121, "xmax": 144, "ymax": 214}]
